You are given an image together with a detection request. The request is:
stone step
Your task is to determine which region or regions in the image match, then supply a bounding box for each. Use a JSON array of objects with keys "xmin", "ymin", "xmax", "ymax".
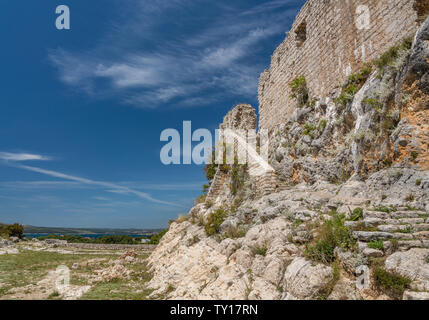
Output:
[
  {"xmin": 358, "ymin": 239, "xmax": 429, "ymax": 251},
  {"xmin": 395, "ymin": 240, "xmax": 429, "ymax": 250},
  {"xmin": 377, "ymin": 224, "xmax": 429, "ymax": 233},
  {"xmin": 364, "ymin": 210, "xmax": 427, "ymax": 220},
  {"xmin": 353, "ymin": 231, "xmax": 429, "ymax": 242},
  {"xmin": 362, "ymin": 217, "xmax": 426, "ymax": 227}
]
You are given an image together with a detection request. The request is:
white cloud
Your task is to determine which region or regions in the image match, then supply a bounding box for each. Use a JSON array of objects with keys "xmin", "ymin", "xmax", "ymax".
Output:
[
  {"xmin": 49, "ymin": 0, "xmax": 300, "ymax": 108},
  {"xmin": 8, "ymin": 164, "xmax": 183, "ymax": 207},
  {"xmin": 0, "ymin": 152, "xmax": 52, "ymax": 162}
]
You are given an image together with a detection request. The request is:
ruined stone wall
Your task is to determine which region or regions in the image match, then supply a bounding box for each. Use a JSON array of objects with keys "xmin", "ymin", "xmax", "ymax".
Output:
[{"xmin": 259, "ymin": 0, "xmax": 420, "ymax": 131}]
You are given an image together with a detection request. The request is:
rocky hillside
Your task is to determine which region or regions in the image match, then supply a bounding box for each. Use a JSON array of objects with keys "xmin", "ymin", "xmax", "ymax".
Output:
[{"xmin": 145, "ymin": 18, "xmax": 429, "ymax": 300}]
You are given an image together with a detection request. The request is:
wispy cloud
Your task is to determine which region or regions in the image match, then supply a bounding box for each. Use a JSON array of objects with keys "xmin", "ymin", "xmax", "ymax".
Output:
[
  {"xmin": 49, "ymin": 0, "xmax": 301, "ymax": 108},
  {"xmin": 0, "ymin": 152, "xmax": 52, "ymax": 162},
  {"xmin": 0, "ymin": 180, "xmax": 203, "ymax": 191},
  {"xmin": 4, "ymin": 163, "xmax": 183, "ymax": 207}
]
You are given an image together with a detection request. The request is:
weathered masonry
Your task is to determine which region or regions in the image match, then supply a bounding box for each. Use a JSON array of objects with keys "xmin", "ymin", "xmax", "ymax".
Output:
[{"xmin": 258, "ymin": 0, "xmax": 425, "ymax": 131}]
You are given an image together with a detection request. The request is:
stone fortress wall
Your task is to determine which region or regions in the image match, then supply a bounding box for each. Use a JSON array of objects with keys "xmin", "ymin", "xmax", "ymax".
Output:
[{"xmin": 258, "ymin": 0, "xmax": 423, "ymax": 131}]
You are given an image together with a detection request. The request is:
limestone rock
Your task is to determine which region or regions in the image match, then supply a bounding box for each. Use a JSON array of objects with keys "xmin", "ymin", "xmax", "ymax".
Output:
[
  {"xmin": 363, "ymin": 248, "xmax": 384, "ymax": 258},
  {"xmin": 328, "ymin": 278, "xmax": 361, "ymax": 300},
  {"xmin": 403, "ymin": 290, "xmax": 429, "ymax": 300},
  {"xmin": 283, "ymin": 258, "xmax": 333, "ymax": 300},
  {"xmin": 385, "ymin": 248, "xmax": 429, "ymax": 291}
]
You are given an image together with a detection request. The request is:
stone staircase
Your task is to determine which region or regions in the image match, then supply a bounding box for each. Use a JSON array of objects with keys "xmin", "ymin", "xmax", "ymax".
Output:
[
  {"xmin": 254, "ymin": 171, "xmax": 278, "ymax": 196},
  {"xmin": 205, "ymin": 170, "xmax": 228, "ymax": 202},
  {"xmin": 347, "ymin": 209, "xmax": 429, "ymax": 252}
]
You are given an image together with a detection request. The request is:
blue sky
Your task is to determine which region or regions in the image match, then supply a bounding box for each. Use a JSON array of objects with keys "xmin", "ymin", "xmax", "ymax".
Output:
[{"xmin": 0, "ymin": 0, "xmax": 304, "ymax": 229}]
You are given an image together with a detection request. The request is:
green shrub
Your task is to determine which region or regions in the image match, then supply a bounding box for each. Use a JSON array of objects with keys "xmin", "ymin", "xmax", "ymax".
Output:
[
  {"xmin": 250, "ymin": 244, "xmax": 268, "ymax": 257},
  {"xmin": 362, "ymin": 97, "xmax": 383, "ymax": 111},
  {"xmin": 303, "ymin": 123, "xmax": 315, "ymax": 137},
  {"xmin": 426, "ymin": 255, "xmax": 429, "ymax": 264},
  {"xmin": 368, "ymin": 240, "xmax": 384, "ymax": 251},
  {"xmin": 148, "ymin": 229, "xmax": 168, "ymax": 245},
  {"xmin": 335, "ymin": 64, "xmax": 373, "ymax": 108},
  {"xmin": 416, "ymin": 179, "xmax": 422, "ymax": 186},
  {"xmin": 188, "ymin": 235, "xmax": 200, "ymax": 246},
  {"xmin": 48, "ymin": 291, "xmax": 60, "ymax": 299},
  {"xmin": 166, "ymin": 284, "xmax": 175, "ymax": 294},
  {"xmin": 374, "ymin": 38, "xmax": 413, "ymax": 76},
  {"xmin": 195, "ymin": 194, "xmax": 207, "ymax": 204},
  {"xmin": 349, "ymin": 208, "xmax": 364, "ymax": 221},
  {"xmin": 289, "ymin": 76, "xmax": 309, "ymax": 107},
  {"xmin": 4, "ymin": 223, "xmax": 24, "ymax": 239},
  {"xmin": 205, "ymin": 208, "xmax": 228, "ymax": 236},
  {"xmin": 176, "ymin": 214, "xmax": 190, "ymax": 223},
  {"xmin": 405, "ymin": 194, "xmax": 415, "ymax": 202},
  {"xmin": 317, "ymin": 119, "xmax": 327, "ymax": 132},
  {"xmin": 373, "ymin": 266, "xmax": 411, "ymax": 300},
  {"xmin": 305, "ymin": 214, "xmax": 356, "ymax": 264},
  {"xmin": 223, "ymin": 226, "xmax": 247, "ymax": 239}
]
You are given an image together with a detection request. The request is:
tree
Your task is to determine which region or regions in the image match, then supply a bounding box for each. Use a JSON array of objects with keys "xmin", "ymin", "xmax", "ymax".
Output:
[{"xmin": 7, "ymin": 223, "xmax": 24, "ymax": 239}]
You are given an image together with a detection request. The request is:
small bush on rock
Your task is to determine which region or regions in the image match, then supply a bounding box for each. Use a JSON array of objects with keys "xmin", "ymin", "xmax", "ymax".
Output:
[
  {"xmin": 335, "ymin": 63, "xmax": 373, "ymax": 108},
  {"xmin": 223, "ymin": 226, "xmax": 247, "ymax": 239},
  {"xmin": 374, "ymin": 37, "xmax": 413, "ymax": 76},
  {"xmin": 289, "ymin": 76, "xmax": 309, "ymax": 108},
  {"xmin": 373, "ymin": 266, "xmax": 411, "ymax": 300},
  {"xmin": 305, "ymin": 214, "xmax": 356, "ymax": 264},
  {"xmin": 349, "ymin": 208, "xmax": 364, "ymax": 221},
  {"xmin": 250, "ymin": 244, "xmax": 268, "ymax": 257},
  {"xmin": 0, "ymin": 223, "xmax": 24, "ymax": 239},
  {"xmin": 205, "ymin": 208, "xmax": 228, "ymax": 236}
]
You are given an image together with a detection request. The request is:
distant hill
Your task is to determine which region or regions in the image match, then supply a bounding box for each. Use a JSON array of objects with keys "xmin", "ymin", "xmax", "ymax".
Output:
[{"xmin": 23, "ymin": 225, "xmax": 162, "ymax": 236}]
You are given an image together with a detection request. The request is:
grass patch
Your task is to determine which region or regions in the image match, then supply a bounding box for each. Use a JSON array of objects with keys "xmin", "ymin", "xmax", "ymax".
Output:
[
  {"xmin": 368, "ymin": 240, "xmax": 384, "ymax": 251},
  {"xmin": 81, "ymin": 278, "xmax": 153, "ymax": 300},
  {"xmin": 0, "ymin": 250, "xmax": 117, "ymax": 297},
  {"xmin": 223, "ymin": 226, "xmax": 248, "ymax": 239},
  {"xmin": 250, "ymin": 244, "xmax": 268, "ymax": 257},
  {"xmin": 373, "ymin": 266, "xmax": 411, "ymax": 300},
  {"xmin": 348, "ymin": 208, "xmax": 364, "ymax": 221},
  {"xmin": 47, "ymin": 291, "xmax": 61, "ymax": 300},
  {"xmin": 397, "ymin": 225, "xmax": 414, "ymax": 234},
  {"xmin": 304, "ymin": 214, "xmax": 356, "ymax": 264},
  {"xmin": 81, "ymin": 260, "xmax": 153, "ymax": 300},
  {"xmin": 303, "ymin": 123, "xmax": 315, "ymax": 137},
  {"xmin": 373, "ymin": 206, "xmax": 396, "ymax": 213}
]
